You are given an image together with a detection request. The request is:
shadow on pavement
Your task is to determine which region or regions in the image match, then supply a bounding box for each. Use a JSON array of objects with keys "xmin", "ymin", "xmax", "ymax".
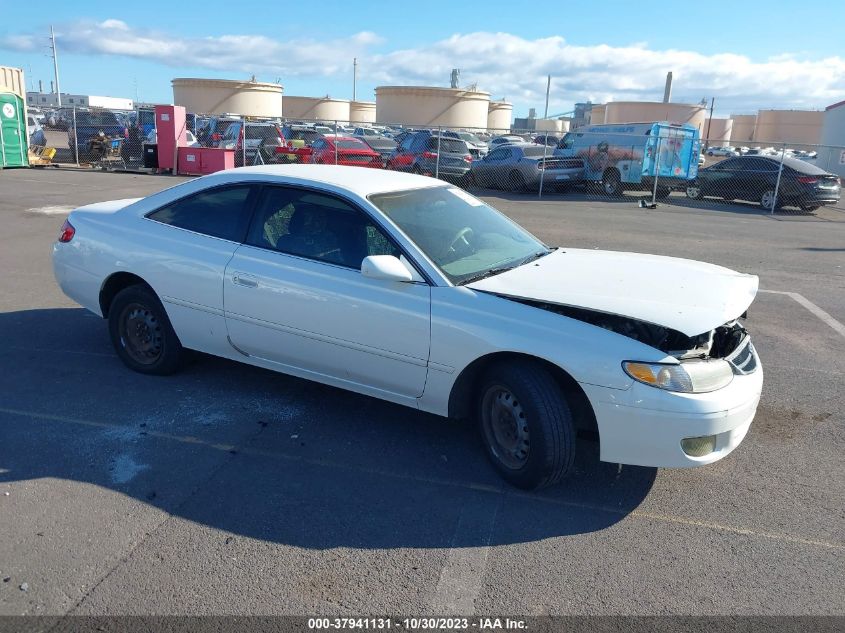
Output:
[{"xmin": 0, "ymin": 308, "xmax": 657, "ymax": 549}]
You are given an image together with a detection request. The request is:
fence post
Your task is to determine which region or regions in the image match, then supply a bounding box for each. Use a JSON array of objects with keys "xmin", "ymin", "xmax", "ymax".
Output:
[
  {"xmin": 435, "ymin": 127, "xmax": 441, "ymax": 179},
  {"xmin": 72, "ymin": 106, "xmax": 79, "ymax": 166},
  {"xmin": 772, "ymin": 143, "xmax": 786, "ymax": 214},
  {"xmin": 650, "ymin": 136, "xmax": 661, "ymax": 205},
  {"xmin": 538, "ymin": 130, "xmax": 549, "ymax": 198},
  {"xmin": 334, "ymin": 120, "xmax": 338, "ymax": 165},
  {"xmin": 242, "ymin": 117, "xmax": 247, "ymax": 167}
]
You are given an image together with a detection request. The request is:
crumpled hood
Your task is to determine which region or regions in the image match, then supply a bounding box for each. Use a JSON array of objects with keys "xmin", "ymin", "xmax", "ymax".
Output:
[{"xmin": 467, "ymin": 248, "xmax": 759, "ymax": 337}]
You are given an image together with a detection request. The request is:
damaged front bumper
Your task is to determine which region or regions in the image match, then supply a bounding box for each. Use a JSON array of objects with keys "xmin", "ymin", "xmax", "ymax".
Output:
[{"xmin": 581, "ymin": 343, "xmax": 763, "ymax": 468}]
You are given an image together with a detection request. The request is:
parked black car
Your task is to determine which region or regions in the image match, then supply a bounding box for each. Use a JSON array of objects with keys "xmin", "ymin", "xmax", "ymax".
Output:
[
  {"xmin": 685, "ymin": 155, "xmax": 841, "ymax": 211},
  {"xmin": 386, "ymin": 131, "xmax": 472, "ymax": 180},
  {"xmin": 196, "ymin": 116, "xmax": 239, "ymax": 147}
]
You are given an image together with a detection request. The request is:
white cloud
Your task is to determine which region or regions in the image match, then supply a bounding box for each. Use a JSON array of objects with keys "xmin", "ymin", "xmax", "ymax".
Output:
[{"xmin": 2, "ymin": 21, "xmax": 844, "ymax": 114}]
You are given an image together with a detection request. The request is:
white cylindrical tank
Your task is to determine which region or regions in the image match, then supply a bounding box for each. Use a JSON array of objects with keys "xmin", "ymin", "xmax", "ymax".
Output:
[
  {"xmin": 487, "ymin": 101, "xmax": 512, "ymax": 133},
  {"xmin": 284, "ymin": 96, "xmax": 350, "ymax": 122},
  {"xmin": 349, "ymin": 101, "xmax": 376, "ymax": 124},
  {"xmin": 172, "ymin": 78, "xmax": 282, "ymax": 117},
  {"xmin": 703, "ymin": 118, "xmax": 733, "ymax": 146},
  {"xmin": 753, "ymin": 109, "xmax": 823, "ymax": 148},
  {"xmin": 730, "ymin": 114, "xmax": 757, "ymax": 144},
  {"xmin": 376, "ymin": 86, "xmax": 490, "ymax": 129},
  {"xmin": 816, "ymin": 101, "xmax": 845, "ymax": 178},
  {"xmin": 604, "ymin": 101, "xmax": 707, "ymax": 132},
  {"xmin": 590, "ymin": 103, "xmax": 606, "ymax": 125}
]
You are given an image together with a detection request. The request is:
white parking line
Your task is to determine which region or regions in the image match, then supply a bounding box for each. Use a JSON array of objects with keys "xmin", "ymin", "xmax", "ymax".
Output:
[
  {"xmin": 430, "ymin": 495, "xmax": 502, "ymax": 614},
  {"xmin": 759, "ymin": 289, "xmax": 845, "ymax": 339}
]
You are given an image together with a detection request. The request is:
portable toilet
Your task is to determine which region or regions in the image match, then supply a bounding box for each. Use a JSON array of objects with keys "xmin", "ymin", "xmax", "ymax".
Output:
[{"xmin": 0, "ymin": 91, "xmax": 28, "ymax": 168}]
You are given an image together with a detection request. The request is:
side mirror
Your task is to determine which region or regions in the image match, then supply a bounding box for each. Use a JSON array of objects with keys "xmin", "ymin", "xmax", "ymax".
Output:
[{"xmin": 361, "ymin": 255, "xmax": 413, "ymax": 282}]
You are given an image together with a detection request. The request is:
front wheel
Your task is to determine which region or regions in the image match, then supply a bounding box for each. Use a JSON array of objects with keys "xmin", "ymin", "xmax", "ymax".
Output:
[
  {"xmin": 685, "ymin": 184, "xmax": 703, "ymax": 200},
  {"xmin": 478, "ymin": 361, "xmax": 575, "ymax": 490},
  {"xmin": 108, "ymin": 285, "xmax": 184, "ymax": 375}
]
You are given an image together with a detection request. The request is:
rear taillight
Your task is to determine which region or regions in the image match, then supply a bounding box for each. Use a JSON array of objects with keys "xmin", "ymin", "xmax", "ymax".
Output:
[
  {"xmin": 422, "ymin": 151, "xmax": 438, "ymax": 159},
  {"xmin": 463, "ymin": 154, "xmax": 472, "ymax": 163},
  {"xmin": 211, "ymin": 132, "xmax": 221, "ymax": 141},
  {"xmin": 797, "ymin": 176, "xmax": 818, "ymax": 184},
  {"xmin": 58, "ymin": 219, "xmax": 75, "ymax": 243}
]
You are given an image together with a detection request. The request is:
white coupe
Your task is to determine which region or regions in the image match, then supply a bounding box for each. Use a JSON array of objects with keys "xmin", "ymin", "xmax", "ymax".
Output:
[{"xmin": 52, "ymin": 165, "xmax": 763, "ymax": 489}]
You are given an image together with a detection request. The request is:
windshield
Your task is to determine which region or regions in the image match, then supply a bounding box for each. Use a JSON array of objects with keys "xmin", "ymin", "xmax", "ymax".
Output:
[
  {"xmin": 427, "ymin": 138, "xmax": 467, "ymax": 154},
  {"xmin": 458, "ymin": 132, "xmax": 481, "ymax": 144},
  {"xmin": 369, "ymin": 187, "xmax": 549, "ymax": 284}
]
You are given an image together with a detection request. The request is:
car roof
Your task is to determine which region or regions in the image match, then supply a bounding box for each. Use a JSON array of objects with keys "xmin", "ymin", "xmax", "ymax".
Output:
[
  {"xmin": 203, "ymin": 164, "xmax": 446, "ymax": 196},
  {"xmin": 736, "ymin": 154, "xmax": 829, "ymax": 174}
]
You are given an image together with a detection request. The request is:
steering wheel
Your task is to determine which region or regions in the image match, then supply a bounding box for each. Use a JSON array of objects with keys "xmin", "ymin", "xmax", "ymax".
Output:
[{"xmin": 448, "ymin": 227, "xmax": 474, "ymax": 255}]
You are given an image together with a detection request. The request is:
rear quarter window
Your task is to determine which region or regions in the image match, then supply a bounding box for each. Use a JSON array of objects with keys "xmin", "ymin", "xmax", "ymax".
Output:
[{"xmin": 147, "ymin": 186, "xmax": 255, "ymax": 242}]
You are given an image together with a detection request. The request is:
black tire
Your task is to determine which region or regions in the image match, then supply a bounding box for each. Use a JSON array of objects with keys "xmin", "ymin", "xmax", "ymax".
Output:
[
  {"xmin": 108, "ymin": 284, "xmax": 184, "ymax": 375},
  {"xmin": 601, "ymin": 169, "xmax": 623, "ymax": 196},
  {"xmin": 800, "ymin": 203, "xmax": 820, "ymax": 212},
  {"xmin": 507, "ymin": 170, "xmax": 527, "ymax": 192},
  {"xmin": 477, "ymin": 360, "xmax": 575, "ymax": 490},
  {"xmin": 655, "ymin": 186, "xmax": 672, "ymax": 199}
]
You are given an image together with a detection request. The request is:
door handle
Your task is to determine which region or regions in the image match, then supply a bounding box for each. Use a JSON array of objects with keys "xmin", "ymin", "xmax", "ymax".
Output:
[{"xmin": 232, "ymin": 273, "xmax": 258, "ymax": 288}]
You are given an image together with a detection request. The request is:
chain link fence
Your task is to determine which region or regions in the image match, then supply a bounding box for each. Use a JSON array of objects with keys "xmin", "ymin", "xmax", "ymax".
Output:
[{"xmin": 36, "ymin": 107, "xmax": 844, "ymax": 214}]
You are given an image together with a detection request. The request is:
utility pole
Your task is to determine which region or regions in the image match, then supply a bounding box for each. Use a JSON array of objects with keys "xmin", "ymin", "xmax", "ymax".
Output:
[
  {"xmin": 705, "ymin": 97, "xmax": 715, "ymax": 149},
  {"xmin": 50, "ymin": 25, "xmax": 61, "ymax": 106},
  {"xmin": 352, "ymin": 58, "xmax": 357, "ymax": 102}
]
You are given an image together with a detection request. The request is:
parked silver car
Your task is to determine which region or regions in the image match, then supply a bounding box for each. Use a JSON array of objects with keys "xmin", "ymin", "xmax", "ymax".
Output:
[{"xmin": 470, "ymin": 143, "xmax": 584, "ymax": 191}]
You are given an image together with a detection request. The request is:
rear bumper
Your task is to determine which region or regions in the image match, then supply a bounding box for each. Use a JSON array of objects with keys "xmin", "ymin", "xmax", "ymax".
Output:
[
  {"xmin": 419, "ymin": 159, "xmax": 471, "ymax": 177},
  {"xmin": 581, "ymin": 361, "xmax": 763, "ymax": 468}
]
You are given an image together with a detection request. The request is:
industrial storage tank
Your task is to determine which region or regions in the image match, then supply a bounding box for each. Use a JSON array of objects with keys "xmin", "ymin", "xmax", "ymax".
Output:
[
  {"xmin": 590, "ymin": 104, "xmax": 606, "ymax": 125},
  {"xmin": 603, "ymin": 101, "xmax": 706, "ymax": 132},
  {"xmin": 487, "ymin": 100, "xmax": 513, "ymax": 133},
  {"xmin": 730, "ymin": 114, "xmax": 757, "ymax": 144},
  {"xmin": 375, "ymin": 86, "xmax": 490, "ymax": 129},
  {"xmin": 535, "ymin": 118, "xmax": 570, "ymax": 134},
  {"xmin": 349, "ymin": 101, "xmax": 376, "ymax": 124},
  {"xmin": 172, "ymin": 78, "xmax": 283, "ymax": 117},
  {"xmin": 703, "ymin": 118, "xmax": 733, "ymax": 146},
  {"xmin": 284, "ymin": 96, "xmax": 350, "ymax": 122},
  {"xmin": 753, "ymin": 109, "xmax": 823, "ymax": 148},
  {"xmin": 815, "ymin": 101, "xmax": 845, "ymax": 177}
]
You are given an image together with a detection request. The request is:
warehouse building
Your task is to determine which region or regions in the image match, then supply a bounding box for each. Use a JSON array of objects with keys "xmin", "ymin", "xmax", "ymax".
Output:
[{"xmin": 26, "ymin": 91, "xmax": 133, "ymax": 110}]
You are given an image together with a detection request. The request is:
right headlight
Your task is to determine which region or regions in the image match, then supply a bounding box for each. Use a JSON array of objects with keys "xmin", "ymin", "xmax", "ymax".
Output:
[{"xmin": 622, "ymin": 360, "xmax": 734, "ymax": 393}]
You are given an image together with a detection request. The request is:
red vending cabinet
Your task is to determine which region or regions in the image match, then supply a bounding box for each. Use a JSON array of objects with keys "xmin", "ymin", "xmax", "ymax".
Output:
[{"xmin": 154, "ymin": 105, "xmax": 187, "ymax": 171}]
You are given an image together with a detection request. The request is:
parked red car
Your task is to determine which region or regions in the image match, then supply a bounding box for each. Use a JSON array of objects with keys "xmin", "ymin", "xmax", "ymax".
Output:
[{"xmin": 309, "ymin": 135, "xmax": 383, "ymax": 168}]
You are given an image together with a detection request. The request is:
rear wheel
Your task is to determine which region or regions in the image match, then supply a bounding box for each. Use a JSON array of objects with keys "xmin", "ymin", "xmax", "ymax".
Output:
[
  {"xmin": 108, "ymin": 285, "xmax": 184, "ymax": 375},
  {"xmin": 478, "ymin": 361, "xmax": 575, "ymax": 490},
  {"xmin": 760, "ymin": 189, "xmax": 781, "ymax": 210},
  {"xmin": 655, "ymin": 186, "xmax": 672, "ymax": 199},
  {"xmin": 601, "ymin": 169, "xmax": 623, "ymax": 196}
]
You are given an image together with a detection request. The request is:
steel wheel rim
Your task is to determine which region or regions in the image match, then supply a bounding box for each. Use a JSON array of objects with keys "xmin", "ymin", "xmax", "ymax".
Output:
[
  {"xmin": 118, "ymin": 302, "xmax": 163, "ymax": 365},
  {"xmin": 481, "ymin": 385, "xmax": 530, "ymax": 470}
]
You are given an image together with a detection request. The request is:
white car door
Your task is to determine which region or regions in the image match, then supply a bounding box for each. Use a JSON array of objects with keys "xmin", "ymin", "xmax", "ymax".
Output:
[{"xmin": 224, "ymin": 185, "xmax": 431, "ymax": 399}]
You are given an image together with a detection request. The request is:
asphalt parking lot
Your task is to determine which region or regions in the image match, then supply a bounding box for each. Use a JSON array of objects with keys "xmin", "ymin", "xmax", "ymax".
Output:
[{"xmin": 0, "ymin": 167, "xmax": 843, "ymax": 617}]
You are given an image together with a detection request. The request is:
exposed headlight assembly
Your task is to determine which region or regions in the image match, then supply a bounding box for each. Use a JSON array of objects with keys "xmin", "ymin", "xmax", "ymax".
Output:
[{"xmin": 622, "ymin": 360, "xmax": 734, "ymax": 393}]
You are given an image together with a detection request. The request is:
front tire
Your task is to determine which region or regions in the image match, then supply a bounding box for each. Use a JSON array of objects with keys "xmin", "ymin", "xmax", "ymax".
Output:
[
  {"xmin": 108, "ymin": 285, "xmax": 184, "ymax": 375},
  {"xmin": 478, "ymin": 361, "xmax": 575, "ymax": 490},
  {"xmin": 760, "ymin": 189, "xmax": 781, "ymax": 211}
]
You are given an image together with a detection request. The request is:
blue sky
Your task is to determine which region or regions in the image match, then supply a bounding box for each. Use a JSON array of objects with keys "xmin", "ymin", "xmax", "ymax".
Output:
[{"xmin": 3, "ymin": 0, "xmax": 845, "ymax": 118}]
